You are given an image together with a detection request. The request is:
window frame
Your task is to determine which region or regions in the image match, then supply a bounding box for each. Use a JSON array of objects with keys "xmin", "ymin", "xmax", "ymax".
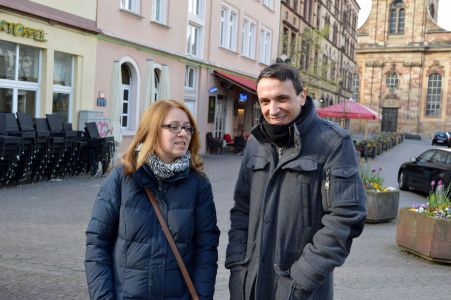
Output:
[
  {"xmin": 259, "ymin": 27, "xmax": 272, "ymax": 65},
  {"xmin": 241, "ymin": 17, "xmax": 257, "ymax": 59},
  {"xmin": 187, "ymin": 22, "xmax": 203, "ymax": 57},
  {"xmin": 152, "ymin": 0, "xmax": 167, "ymax": 25},
  {"xmin": 52, "ymin": 51, "xmax": 74, "ymax": 123},
  {"xmin": 220, "ymin": 5, "xmax": 238, "ymax": 52},
  {"xmin": 188, "ymin": 0, "xmax": 204, "ymax": 19},
  {"xmin": 184, "ymin": 65, "xmax": 197, "ymax": 90},
  {"xmin": 263, "ymin": 0, "xmax": 273, "ymax": 10},
  {"xmin": 386, "ymin": 73, "xmax": 399, "ymax": 91},
  {"xmin": 425, "ymin": 73, "xmax": 442, "ymax": 117},
  {"xmin": 0, "ymin": 42, "xmax": 41, "ymax": 116},
  {"xmin": 120, "ymin": 0, "xmax": 140, "ymax": 14}
]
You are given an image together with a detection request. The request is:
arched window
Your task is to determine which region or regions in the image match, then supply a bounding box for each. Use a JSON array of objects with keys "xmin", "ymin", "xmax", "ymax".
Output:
[
  {"xmin": 388, "ymin": 0, "xmax": 405, "ymax": 34},
  {"xmin": 120, "ymin": 64, "xmax": 131, "ymax": 128},
  {"xmin": 429, "ymin": 4, "xmax": 435, "ymax": 20},
  {"xmin": 398, "ymin": 9, "xmax": 405, "ymax": 33},
  {"xmin": 389, "ymin": 9, "xmax": 397, "ymax": 33},
  {"xmin": 426, "ymin": 73, "xmax": 442, "ymax": 117},
  {"xmin": 351, "ymin": 73, "xmax": 360, "ymax": 102},
  {"xmin": 386, "ymin": 73, "xmax": 399, "ymax": 91}
]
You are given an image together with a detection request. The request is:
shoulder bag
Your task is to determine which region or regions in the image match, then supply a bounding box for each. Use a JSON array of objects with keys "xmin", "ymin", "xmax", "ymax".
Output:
[{"xmin": 145, "ymin": 188, "xmax": 199, "ymax": 300}]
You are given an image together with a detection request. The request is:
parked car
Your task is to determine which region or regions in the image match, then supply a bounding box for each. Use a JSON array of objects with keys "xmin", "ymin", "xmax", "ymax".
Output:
[
  {"xmin": 432, "ymin": 131, "xmax": 451, "ymax": 147},
  {"xmin": 398, "ymin": 148, "xmax": 451, "ymax": 193}
]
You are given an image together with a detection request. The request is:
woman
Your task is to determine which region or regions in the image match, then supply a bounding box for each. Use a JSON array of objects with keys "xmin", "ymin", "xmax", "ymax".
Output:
[{"xmin": 85, "ymin": 100, "xmax": 220, "ymax": 299}]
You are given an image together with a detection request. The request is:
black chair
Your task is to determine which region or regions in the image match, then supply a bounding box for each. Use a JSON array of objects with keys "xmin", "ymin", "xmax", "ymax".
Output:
[
  {"xmin": 17, "ymin": 112, "xmax": 48, "ymax": 181},
  {"xmin": 233, "ymin": 135, "xmax": 246, "ymax": 155},
  {"xmin": 46, "ymin": 114, "xmax": 78, "ymax": 176},
  {"xmin": 34, "ymin": 118, "xmax": 65, "ymax": 180},
  {"xmin": 0, "ymin": 113, "xmax": 21, "ymax": 187},
  {"xmin": 84, "ymin": 122, "xmax": 114, "ymax": 176},
  {"xmin": 63, "ymin": 122, "xmax": 88, "ymax": 175},
  {"xmin": 206, "ymin": 132, "xmax": 223, "ymax": 154},
  {"xmin": 3, "ymin": 113, "xmax": 36, "ymax": 183}
]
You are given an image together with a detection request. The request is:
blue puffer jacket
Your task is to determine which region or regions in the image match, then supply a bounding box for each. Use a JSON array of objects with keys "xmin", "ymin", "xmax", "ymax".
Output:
[{"xmin": 85, "ymin": 164, "xmax": 220, "ymax": 299}]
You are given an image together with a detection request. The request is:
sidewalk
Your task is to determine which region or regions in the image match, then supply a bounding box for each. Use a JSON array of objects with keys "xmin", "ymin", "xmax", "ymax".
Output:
[{"xmin": 0, "ymin": 139, "xmax": 449, "ymax": 299}]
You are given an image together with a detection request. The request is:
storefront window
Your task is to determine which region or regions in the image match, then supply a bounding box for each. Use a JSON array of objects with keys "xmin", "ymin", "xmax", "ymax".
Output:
[
  {"xmin": 54, "ymin": 52, "xmax": 73, "ymax": 86},
  {"xmin": 0, "ymin": 42, "xmax": 40, "ymax": 116},
  {"xmin": 52, "ymin": 92, "xmax": 70, "ymax": 123},
  {"xmin": 0, "ymin": 87, "xmax": 13, "ymax": 112},
  {"xmin": 0, "ymin": 40, "xmax": 16, "ymax": 80},
  {"xmin": 17, "ymin": 90, "xmax": 36, "ymax": 116},
  {"xmin": 53, "ymin": 51, "xmax": 73, "ymax": 122},
  {"xmin": 19, "ymin": 45, "xmax": 39, "ymax": 82}
]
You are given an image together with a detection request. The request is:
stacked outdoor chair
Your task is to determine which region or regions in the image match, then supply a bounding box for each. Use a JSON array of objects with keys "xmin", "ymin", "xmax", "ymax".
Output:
[
  {"xmin": 3, "ymin": 112, "xmax": 36, "ymax": 184},
  {"xmin": 84, "ymin": 122, "xmax": 114, "ymax": 176},
  {"xmin": 206, "ymin": 132, "xmax": 223, "ymax": 154},
  {"xmin": 63, "ymin": 122, "xmax": 88, "ymax": 175},
  {"xmin": 16, "ymin": 112, "xmax": 48, "ymax": 182},
  {"xmin": 46, "ymin": 114, "xmax": 79, "ymax": 177},
  {"xmin": 34, "ymin": 117, "xmax": 66, "ymax": 180},
  {"xmin": 0, "ymin": 113, "xmax": 21, "ymax": 187}
]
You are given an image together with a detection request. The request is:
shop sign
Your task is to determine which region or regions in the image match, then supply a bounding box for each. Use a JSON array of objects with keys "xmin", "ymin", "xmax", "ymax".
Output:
[
  {"xmin": 0, "ymin": 20, "xmax": 47, "ymax": 41},
  {"xmin": 208, "ymin": 86, "xmax": 218, "ymax": 93}
]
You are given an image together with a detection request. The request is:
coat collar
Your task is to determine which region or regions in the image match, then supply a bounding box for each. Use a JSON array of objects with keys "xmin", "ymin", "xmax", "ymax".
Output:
[{"xmin": 131, "ymin": 163, "xmax": 190, "ymax": 188}]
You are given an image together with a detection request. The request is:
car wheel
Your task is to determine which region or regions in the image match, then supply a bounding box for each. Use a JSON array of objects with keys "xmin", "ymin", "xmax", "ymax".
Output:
[{"xmin": 399, "ymin": 172, "xmax": 408, "ymax": 191}]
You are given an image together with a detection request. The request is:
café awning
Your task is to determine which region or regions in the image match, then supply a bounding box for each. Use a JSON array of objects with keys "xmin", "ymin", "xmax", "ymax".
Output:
[{"xmin": 213, "ymin": 70, "xmax": 257, "ymax": 94}]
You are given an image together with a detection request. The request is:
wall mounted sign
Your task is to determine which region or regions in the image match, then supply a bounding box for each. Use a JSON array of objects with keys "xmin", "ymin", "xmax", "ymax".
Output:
[
  {"xmin": 208, "ymin": 86, "xmax": 218, "ymax": 93},
  {"xmin": 0, "ymin": 20, "xmax": 47, "ymax": 41}
]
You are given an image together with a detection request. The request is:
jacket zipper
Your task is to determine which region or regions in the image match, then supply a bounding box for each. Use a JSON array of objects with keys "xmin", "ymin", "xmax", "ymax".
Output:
[
  {"xmin": 325, "ymin": 168, "xmax": 330, "ymax": 207},
  {"xmin": 325, "ymin": 169, "xmax": 330, "ymax": 190},
  {"xmin": 278, "ymin": 147, "xmax": 283, "ymax": 159}
]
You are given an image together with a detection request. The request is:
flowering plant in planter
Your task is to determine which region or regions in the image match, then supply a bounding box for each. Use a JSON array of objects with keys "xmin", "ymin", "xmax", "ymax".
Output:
[
  {"xmin": 359, "ymin": 164, "xmax": 395, "ymax": 192},
  {"xmin": 359, "ymin": 163, "xmax": 399, "ymax": 222},
  {"xmin": 410, "ymin": 180, "xmax": 451, "ymax": 219}
]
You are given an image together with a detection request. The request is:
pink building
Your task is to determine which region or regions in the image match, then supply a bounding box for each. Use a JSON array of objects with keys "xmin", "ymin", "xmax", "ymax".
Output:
[{"xmin": 95, "ymin": 0, "xmax": 281, "ymax": 154}]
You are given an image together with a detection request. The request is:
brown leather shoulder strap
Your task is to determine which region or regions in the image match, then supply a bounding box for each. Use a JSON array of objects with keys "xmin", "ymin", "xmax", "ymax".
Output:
[{"xmin": 145, "ymin": 188, "xmax": 199, "ymax": 300}]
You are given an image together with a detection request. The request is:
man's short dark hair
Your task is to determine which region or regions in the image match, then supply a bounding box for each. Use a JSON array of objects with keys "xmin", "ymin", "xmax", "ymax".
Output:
[{"xmin": 256, "ymin": 63, "xmax": 303, "ymax": 95}]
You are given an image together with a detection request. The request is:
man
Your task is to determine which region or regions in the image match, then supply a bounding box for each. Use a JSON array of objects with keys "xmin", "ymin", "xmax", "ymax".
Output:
[{"xmin": 225, "ymin": 63, "xmax": 366, "ymax": 300}]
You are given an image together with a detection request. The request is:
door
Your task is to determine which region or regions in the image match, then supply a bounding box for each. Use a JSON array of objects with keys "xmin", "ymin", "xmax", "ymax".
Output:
[
  {"xmin": 214, "ymin": 95, "xmax": 226, "ymax": 139},
  {"xmin": 381, "ymin": 108, "xmax": 398, "ymax": 132}
]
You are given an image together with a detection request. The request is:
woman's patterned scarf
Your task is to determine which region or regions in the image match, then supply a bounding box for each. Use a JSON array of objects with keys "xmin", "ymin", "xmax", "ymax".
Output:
[
  {"xmin": 146, "ymin": 152, "xmax": 191, "ymax": 179},
  {"xmin": 135, "ymin": 143, "xmax": 191, "ymax": 179}
]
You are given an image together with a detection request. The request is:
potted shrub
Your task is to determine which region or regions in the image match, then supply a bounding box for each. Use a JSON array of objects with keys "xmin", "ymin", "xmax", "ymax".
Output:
[
  {"xmin": 396, "ymin": 180, "xmax": 451, "ymax": 263},
  {"xmin": 360, "ymin": 164, "xmax": 399, "ymax": 223}
]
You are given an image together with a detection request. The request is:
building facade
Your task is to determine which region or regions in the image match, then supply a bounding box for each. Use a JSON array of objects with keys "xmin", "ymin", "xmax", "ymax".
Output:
[
  {"xmin": 95, "ymin": 0, "xmax": 280, "ymax": 154},
  {"xmin": 278, "ymin": 0, "xmax": 359, "ymax": 106},
  {"xmin": 356, "ymin": 0, "xmax": 451, "ymax": 137},
  {"xmin": 0, "ymin": 0, "xmax": 98, "ymax": 126}
]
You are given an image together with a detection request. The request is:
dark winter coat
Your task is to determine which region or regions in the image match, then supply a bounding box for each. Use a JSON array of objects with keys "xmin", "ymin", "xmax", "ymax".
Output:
[
  {"xmin": 85, "ymin": 164, "xmax": 220, "ymax": 299},
  {"xmin": 225, "ymin": 100, "xmax": 367, "ymax": 300}
]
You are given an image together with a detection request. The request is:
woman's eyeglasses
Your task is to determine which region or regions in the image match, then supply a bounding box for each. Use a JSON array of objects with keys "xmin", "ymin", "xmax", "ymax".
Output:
[{"xmin": 161, "ymin": 124, "xmax": 195, "ymax": 135}]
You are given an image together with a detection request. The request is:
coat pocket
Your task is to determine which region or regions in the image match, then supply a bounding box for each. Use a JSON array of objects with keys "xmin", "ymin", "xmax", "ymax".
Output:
[
  {"xmin": 273, "ymin": 264, "xmax": 295, "ymax": 300},
  {"xmin": 328, "ymin": 167, "xmax": 359, "ymax": 207},
  {"xmin": 229, "ymin": 264, "xmax": 248, "ymax": 300}
]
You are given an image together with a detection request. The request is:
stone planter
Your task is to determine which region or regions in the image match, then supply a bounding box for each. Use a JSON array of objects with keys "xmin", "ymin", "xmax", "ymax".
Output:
[
  {"xmin": 396, "ymin": 208, "xmax": 451, "ymax": 264},
  {"xmin": 365, "ymin": 190, "xmax": 400, "ymax": 223}
]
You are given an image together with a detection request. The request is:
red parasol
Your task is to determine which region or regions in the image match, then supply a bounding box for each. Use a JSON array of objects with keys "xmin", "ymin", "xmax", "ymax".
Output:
[{"xmin": 317, "ymin": 99, "xmax": 382, "ymax": 120}]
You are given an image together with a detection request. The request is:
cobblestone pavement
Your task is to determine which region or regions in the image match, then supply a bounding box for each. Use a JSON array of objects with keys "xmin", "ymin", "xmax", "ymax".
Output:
[{"xmin": 0, "ymin": 138, "xmax": 450, "ymax": 299}]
